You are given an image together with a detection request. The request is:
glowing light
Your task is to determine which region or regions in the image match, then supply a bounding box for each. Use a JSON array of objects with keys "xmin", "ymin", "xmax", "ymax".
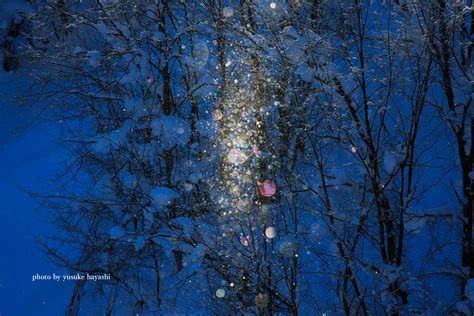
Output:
[
  {"xmin": 351, "ymin": 146, "xmax": 357, "ymax": 153},
  {"xmin": 216, "ymin": 288, "xmax": 225, "ymax": 298},
  {"xmin": 231, "ymin": 185, "xmax": 240, "ymax": 195},
  {"xmin": 259, "ymin": 180, "xmax": 276, "ymax": 197},
  {"xmin": 235, "ymin": 137, "xmax": 249, "ymax": 148},
  {"xmin": 212, "ymin": 109, "xmax": 223, "ymax": 121},
  {"xmin": 270, "ymin": 2, "xmax": 277, "ymax": 9},
  {"xmin": 240, "ymin": 235, "xmax": 251, "ymax": 247},
  {"xmin": 255, "ymin": 293, "xmax": 269, "ymax": 308},
  {"xmin": 228, "ymin": 148, "xmax": 248, "ymax": 165},
  {"xmin": 265, "ymin": 227, "xmax": 276, "ymax": 239}
]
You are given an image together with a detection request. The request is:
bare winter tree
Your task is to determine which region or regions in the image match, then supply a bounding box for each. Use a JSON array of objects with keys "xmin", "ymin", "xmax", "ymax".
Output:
[{"xmin": 431, "ymin": 0, "xmax": 472, "ymax": 295}]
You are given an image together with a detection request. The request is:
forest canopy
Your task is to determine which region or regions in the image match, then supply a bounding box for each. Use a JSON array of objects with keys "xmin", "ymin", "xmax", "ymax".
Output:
[{"xmin": 2, "ymin": 0, "xmax": 473, "ymax": 315}]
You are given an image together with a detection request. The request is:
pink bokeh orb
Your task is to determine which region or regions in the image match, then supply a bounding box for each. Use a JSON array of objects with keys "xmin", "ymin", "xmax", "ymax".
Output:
[{"xmin": 259, "ymin": 180, "xmax": 276, "ymax": 197}]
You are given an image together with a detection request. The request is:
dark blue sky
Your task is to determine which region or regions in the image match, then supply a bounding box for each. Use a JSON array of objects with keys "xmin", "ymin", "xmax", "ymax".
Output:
[{"xmin": 0, "ymin": 73, "xmax": 70, "ymax": 315}]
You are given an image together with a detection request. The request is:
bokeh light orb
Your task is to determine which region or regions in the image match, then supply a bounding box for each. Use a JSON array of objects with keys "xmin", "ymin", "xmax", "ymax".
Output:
[
  {"xmin": 216, "ymin": 288, "xmax": 225, "ymax": 298},
  {"xmin": 228, "ymin": 148, "xmax": 248, "ymax": 165},
  {"xmin": 265, "ymin": 227, "xmax": 276, "ymax": 239},
  {"xmin": 259, "ymin": 180, "xmax": 276, "ymax": 197},
  {"xmin": 255, "ymin": 293, "xmax": 269, "ymax": 308}
]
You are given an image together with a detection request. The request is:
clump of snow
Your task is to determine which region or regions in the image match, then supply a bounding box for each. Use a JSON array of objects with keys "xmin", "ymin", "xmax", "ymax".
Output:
[
  {"xmin": 383, "ymin": 151, "xmax": 402, "ymax": 173},
  {"xmin": 0, "ymin": 1, "xmax": 33, "ymax": 20},
  {"xmin": 108, "ymin": 121, "xmax": 132, "ymax": 148},
  {"xmin": 171, "ymin": 217, "xmax": 194, "ymax": 237},
  {"xmin": 134, "ymin": 236, "xmax": 148, "ymax": 251},
  {"xmin": 455, "ymin": 300, "xmax": 471, "ymax": 314},
  {"xmin": 151, "ymin": 115, "xmax": 191, "ymax": 149},
  {"xmin": 119, "ymin": 171, "xmax": 138, "ymax": 189},
  {"xmin": 144, "ymin": 209, "xmax": 155, "ymax": 225},
  {"xmin": 465, "ymin": 278, "xmax": 474, "ymax": 302},
  {"xmin": 90, "ymin": 120, "xmax": 133, "ymax": 154},
  {"xmin": 189, "ymin": 244, "xmax": 206, "ymax": 263},
  {"xmin": 184, "ymin": 40, "xmax": 209, "ymax": 69},
  {"xmin": 282, "ymin": 26, "xmax": 299, "ymax": 39},
  {"xmin": 151, "ymin": 236, "xmax": 172, "ymax": 250},
  {"xmin": 405, "ymin": 217, "xmax": 427, "ymax": 234},
  {"xmin": 109, "ymin": 226, "xmax": 125, "ymax": 239},
  {"xmin": 150, "ymin": 187, "xmax": 180, "ymax": 206},
  {"xmin": 152, "ymin": 31, "xmax": 165, "ymax": 41},
  {"xmin": 72, "ymin": 46, "xmax": 83, "ymax": 55},
  {"xmin": 124, "ymin": 96, "xmax": 143, "ymax": 113},
  {"xmin": 188, "ymin": 172, "xmax": 202, "ymax": 184},
  {"xmin": 380, "ymin": 265, "xmax": 402, "ymax": 284},
  {"xmin": 86, "ymin": 51, "xmax": 101, "ymax": 67},
  {"xmin": 297, "ymin": 63, "xmax": 316, "ymax": 83},
  {"xmin": 91, "ymin": 137, "xmax": 111, "ymax": 154}
]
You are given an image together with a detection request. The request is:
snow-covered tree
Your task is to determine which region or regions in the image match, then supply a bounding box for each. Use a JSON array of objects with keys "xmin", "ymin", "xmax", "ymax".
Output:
[{"xmin": 15, "ymin": 0, "xmax": 472, "ymax": 314}]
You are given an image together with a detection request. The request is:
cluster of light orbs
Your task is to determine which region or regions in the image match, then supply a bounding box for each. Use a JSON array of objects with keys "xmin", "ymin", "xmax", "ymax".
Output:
[{"xmin": 211, "ymin": 63, "xmax": 281, "ymax": 308}]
